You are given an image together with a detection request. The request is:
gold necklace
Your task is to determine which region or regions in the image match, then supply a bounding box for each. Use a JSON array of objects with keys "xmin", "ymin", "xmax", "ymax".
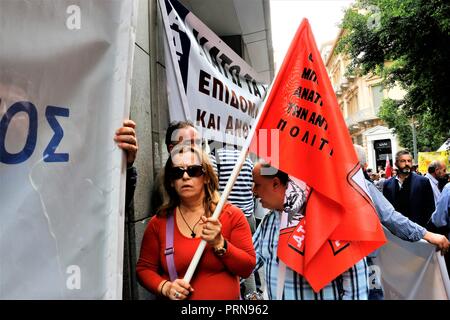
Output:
[{"xmin": 178, "ymin": 206, "xmax": 203, "ymax": 238}]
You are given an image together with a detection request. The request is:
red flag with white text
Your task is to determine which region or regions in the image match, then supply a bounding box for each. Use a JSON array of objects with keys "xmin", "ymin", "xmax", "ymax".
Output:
[{"xmin": 250, "ymin": 19, "xmax": 386, "ymax": 292}]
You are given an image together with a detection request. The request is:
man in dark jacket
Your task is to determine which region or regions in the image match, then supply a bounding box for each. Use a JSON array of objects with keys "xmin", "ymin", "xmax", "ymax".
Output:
[{"xmin": 383, "ymin": 149, "xmax": 435, "ymax": 228}]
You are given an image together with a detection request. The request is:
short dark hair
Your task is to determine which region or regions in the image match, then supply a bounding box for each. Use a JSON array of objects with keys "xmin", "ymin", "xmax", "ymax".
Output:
[
  {"xmin": 165, "ymin": 120, "xmax": 195, "ymax": 152},
  {"xmin": 395, "ymin": 149, "xmax": 412, "ymax": 162},
  {"xmin": 258, "ymin": 161, "xmax": 289, "ymax": 185}
]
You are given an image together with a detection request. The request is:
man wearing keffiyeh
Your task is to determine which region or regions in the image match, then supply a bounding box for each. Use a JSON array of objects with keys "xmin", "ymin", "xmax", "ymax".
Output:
[{"xmin": 252, "ymin": 161, "xmax": 369, "ymax": 300}]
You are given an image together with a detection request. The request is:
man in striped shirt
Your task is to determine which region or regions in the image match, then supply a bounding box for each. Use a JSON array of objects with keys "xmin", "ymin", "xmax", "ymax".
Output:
[
  {"xmin": 214, "ymin": 147, "xmax": 255, "ymax": 230},
  {"xmin": 252, "ymin": 162, "xmax": 369, "ymax": 300},
  {"xmin": 211, "ymin": 144, "xmax": 258, "ymax": 297}
]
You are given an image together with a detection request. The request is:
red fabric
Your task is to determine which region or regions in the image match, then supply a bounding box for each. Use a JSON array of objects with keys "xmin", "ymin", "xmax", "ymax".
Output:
[
  {"xmin": 249, "ymin": 19, "xmax": 386, "ymax": 292},
  {"xmin": 136, "ymin": 203, "xmax": 255, "ymax": 300},
  {"xmin": 385, "ymin": 155, "xmax": 392, "ymax": 178}
]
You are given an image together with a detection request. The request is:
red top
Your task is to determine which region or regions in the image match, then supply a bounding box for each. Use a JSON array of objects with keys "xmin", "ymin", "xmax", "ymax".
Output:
[{"xmin": 136, "ymin": 203, "xmax": 256, "ymax": 300}]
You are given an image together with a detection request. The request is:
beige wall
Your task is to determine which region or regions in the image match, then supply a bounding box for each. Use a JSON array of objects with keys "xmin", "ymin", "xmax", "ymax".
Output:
[
  {"xmin": 123, "ymin": 0, "xmax": 169, "ymax": 300},
  {"xmin": 324, "ymin": 33, "xmax": 401, "ymax": 172}
]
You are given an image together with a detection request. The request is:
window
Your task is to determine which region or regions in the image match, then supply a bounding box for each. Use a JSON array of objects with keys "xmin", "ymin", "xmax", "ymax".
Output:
[
  {"xmin": 372, "ymin": 84, "xmax": 384, "ymax": 113},
  {"xmin": 356, "ymin": 134, "xmax": 363, "ymax": 145},
  {"xmin": 348, "ymin": 92, "xmax": 358, "ymax": 116},
  {"xmin": 332, "ymin": 65, "xmax": 340, "ymax": 86}
]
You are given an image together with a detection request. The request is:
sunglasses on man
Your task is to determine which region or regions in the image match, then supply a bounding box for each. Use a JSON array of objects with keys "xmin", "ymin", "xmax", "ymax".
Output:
[{"xmin": 170, "ymin": 165, "xmax": 205, "ymax": 180}]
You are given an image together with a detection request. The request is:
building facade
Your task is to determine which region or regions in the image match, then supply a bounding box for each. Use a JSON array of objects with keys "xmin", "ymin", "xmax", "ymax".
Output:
[
  {"xmin": 322, "ymin": 32, "xmax": 403, "ymax": 172},
  {"xmin": 123, "ymin": 0, "xmax": 274, "ymax": 299}
]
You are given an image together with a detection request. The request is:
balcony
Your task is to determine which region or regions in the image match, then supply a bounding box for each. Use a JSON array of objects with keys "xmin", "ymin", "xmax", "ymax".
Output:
[
  {"xmin": 340, "ymin": 78, "xmax": 350, "ymax": 90},
  {"xmin": 345, "ymin": 108, "xmax": 378, "ymax": 128},
  {"xmin": 333, "ymin": 84, "xmax": 343, "ymax": 96}
]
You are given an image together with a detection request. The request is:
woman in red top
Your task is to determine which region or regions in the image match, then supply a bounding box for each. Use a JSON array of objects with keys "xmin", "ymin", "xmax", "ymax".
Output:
[{"xmin": 136, "ymin": 145, "xmax": 256, "ymax": 300}]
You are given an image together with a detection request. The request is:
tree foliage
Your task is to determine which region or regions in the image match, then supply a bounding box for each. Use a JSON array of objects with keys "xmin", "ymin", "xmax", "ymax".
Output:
[
  {"xmin": 337, "ymin": 0, "xmax": 450, "ymax": 149},
  {"xmin": 378, "ymin": 98, "xmax": 447, "ymax": 151}
]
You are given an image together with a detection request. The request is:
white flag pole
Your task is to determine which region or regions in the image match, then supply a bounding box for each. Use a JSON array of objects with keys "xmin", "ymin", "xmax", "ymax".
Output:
[{"xmin": 183, "ymin": 79, "xmax": 276, "ymax": 283}]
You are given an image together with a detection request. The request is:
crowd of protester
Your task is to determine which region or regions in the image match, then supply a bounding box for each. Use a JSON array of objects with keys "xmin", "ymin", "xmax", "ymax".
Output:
[{"xmin": 121, "ymin": 121, "xmax": 450, "ymax": 300}]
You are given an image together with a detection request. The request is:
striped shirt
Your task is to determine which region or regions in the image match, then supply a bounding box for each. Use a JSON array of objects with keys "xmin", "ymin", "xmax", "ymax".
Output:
[
  {"xmin": 215, "ymin": 148, "xmax": 255, "ymax": 218},
  {"xmin": 253, "ymin": 210, "xmax": 369, "ymax": 300}
]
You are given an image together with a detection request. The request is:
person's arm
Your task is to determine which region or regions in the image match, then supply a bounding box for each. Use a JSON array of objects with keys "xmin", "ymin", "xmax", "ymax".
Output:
[
  {"xmin": 431, "ymin": 185, "xmax": 450, "ymax": 229},
  {"xmin": 368, "ymin": 181, "xmax": 450, "ymax": 253},
  {"xmin": 137, "ymin": 215, "xmax": 193, "ymax": 301},
  {"xmin": 216, "ymin": 207, "xmax": 256, "ymax": 278},
  {"xmin": 114, "ymin": 119, "xmax": 138, "ymax": 166},
  {"xmin": 136, "ymin": 216, "xmax": 166, "ymax": 295},
  {"xmin": 125, "ymin": 166, "xmax": 137, "ymax": 211},
  {"xmin": 367, "ymin": 180, "xmax": 425, "ymax": 241},
  {"xmin": 115, "ymin": 120, "xmax": 138, "ymax": 209},
  {"xmin": 422, "ymin": 231, "xmax": 450, "ymax": 254}
]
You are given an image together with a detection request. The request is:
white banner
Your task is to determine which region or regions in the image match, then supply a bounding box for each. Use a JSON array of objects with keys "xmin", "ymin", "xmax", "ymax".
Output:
[
  {"xmin": 159, "ymin": 0, "xmax": 268, "ymax": 146},
  {"xmin": 374, "ymin": 228, "xmax": 450, "ymax": 300},
  {"xmin": 0, "ymin": 0, "xmax": 137, "ymax": 299}
]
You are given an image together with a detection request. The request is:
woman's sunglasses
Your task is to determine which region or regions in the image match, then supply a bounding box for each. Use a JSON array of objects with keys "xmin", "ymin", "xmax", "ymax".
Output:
[{"xmin": 170, "ymin": 165, "xmax": 205, "ymax": 180}]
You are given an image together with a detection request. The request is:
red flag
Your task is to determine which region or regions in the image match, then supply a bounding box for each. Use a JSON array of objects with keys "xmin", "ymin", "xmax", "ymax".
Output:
[
  {"xmin": 385, "ymin": 154, "xmax": 392, "ymax": 178},
  {"xmin": 250, "ymin": 19, "xmax": 386, "ymax": 292}
]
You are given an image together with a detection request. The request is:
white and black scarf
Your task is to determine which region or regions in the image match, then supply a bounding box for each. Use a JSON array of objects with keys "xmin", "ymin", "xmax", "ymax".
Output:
[{"xmin": 283, "ymin": 178, "xmax": 310, "ymax": 227}]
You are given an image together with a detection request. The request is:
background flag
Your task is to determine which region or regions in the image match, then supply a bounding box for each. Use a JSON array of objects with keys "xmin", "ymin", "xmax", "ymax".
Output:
[
  {"xmin": 250, "ymin": 19, "xmax": 386, "ymax": 292},
  {"xmin": 385, "ymin": 154, "xmax": 392, "ymax": 177}
]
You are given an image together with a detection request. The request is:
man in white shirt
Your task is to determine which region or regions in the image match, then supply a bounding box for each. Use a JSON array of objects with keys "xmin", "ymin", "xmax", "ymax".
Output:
[{"xmin": 425, "ymin": 160, "xmax": 447, "ymax": 205}]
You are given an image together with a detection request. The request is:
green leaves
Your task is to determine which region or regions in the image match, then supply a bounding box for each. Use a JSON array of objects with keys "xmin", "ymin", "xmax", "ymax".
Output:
[
  {"xmin": 378, "ymin": 99, "xmax": 447, "ymax": 151},
  {"xmin": 338, "ymin": 0, "xmax": 450, "ymax": 150}
]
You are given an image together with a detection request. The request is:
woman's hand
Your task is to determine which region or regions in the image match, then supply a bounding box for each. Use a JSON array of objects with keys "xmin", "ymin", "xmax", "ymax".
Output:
[
  {"xmin": 200, "ymin": 216, "xmax": 224, "ymax": 248},
  {"xmin": 164, "ymin": 279, "xmax": 193, "ymax": 300}
]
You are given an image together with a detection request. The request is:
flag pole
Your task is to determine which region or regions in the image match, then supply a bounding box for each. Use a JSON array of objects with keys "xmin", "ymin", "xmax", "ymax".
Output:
[{"xmin": 183, "ymin": 79, "xmax": 276, "ymax": 283}]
